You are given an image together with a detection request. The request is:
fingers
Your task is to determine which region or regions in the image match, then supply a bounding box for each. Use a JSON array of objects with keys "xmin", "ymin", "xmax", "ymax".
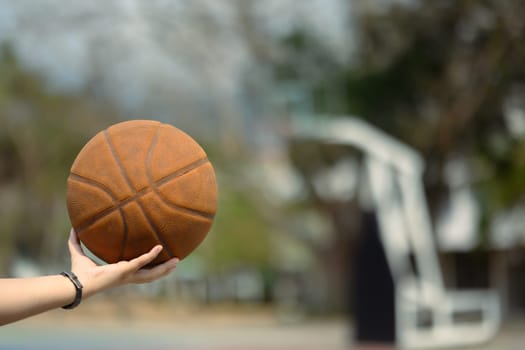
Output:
[
  {"xmin": 127, "ymin": 245, "xmax": 164, "ymax": 272},
  {"xmin": 131, "ymin": 258, "xmax": 179, "ymax": 284}
]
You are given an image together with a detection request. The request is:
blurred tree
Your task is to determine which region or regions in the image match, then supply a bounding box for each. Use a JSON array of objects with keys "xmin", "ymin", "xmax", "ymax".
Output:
[
  {"xmin": 345, "ymin": 0, "xmax": 525, "ymax": 227},
  {"xmin": 0, "ymin": 48, "xmax": 116, "ymax": 274},
  {"xmin": 281, "ymin": 0, "xmax": 525, "ymax": 236},
  {"xmin": 262, "ymin": 0, "xmax": 525, "ymax": 310},
  {"xmin": 0, "ymin": 47, "xmax": 276, "ymax": 287},
  {"xmin": 198, "ymin": 179, "xmax": 273, "ymax": 272}
]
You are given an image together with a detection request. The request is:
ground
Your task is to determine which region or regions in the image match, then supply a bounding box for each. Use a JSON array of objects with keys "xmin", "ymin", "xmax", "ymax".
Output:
[{"xmin": 0, "ymin": 298, "xmax": 522, "ymax": 349}]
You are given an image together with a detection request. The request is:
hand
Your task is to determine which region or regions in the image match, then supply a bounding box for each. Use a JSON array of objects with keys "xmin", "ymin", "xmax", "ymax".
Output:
[{"xmin": 68, "ymin": 229, "xmax": 179, "ymax": 298}]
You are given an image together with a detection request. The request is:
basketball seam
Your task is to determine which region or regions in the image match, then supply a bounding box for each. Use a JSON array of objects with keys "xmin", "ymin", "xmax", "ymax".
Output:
[
  {"xmin": 136, "ymin": 198, "xmax": 175, "ymax": 258},
  {"xmin": 69, "ymin": 173, "xmax": 118, "ymax": 202},
  {"xmin": 72, "ymin": 124, "xmax": 215, "ymax": 258},
  {"xmin": 146, "ymin": 126, "xmax": 216, "ymax": 217},
  {"xmin": 104, "ymin": 130, "xmax": 134, "ymax": 193},
  {"xmin": 153, "ymin": 157, "xmax": 216, "ymax": 220},
  {"xmin": 104, "ymin": 129, "xmax": 137, "ymax": 261},
  {"xmin": 153, "ymin": 192, "xmax": 216, "ymax": 220},
  {"xmin": 117, "ymin": 208, "xmax": 128, "ymax": 261},
  {"xmin": 105, "ymin": 125, "xmax": 174, "ymax": 259},
  {"xmin": 155, "ymin": 157, "xmax": 209, "ymax": 186},
  {"xmin": 75, "ymin": 205, "xmax": 120, "ymax": 234},
  {"xmin": 73, "ymin": 169, "xmax": 215, "ymax": 234},
  {"xmin": 68, "ymin": 174, "xmax": 120, "ymax": 235},
  {"xmin": 142, "ymin": 123, "xmax": 176, "ymax": 258}
]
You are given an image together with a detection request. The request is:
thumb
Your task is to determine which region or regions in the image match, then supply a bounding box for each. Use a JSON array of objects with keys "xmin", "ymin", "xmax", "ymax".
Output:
[{"xmin": 68, "ymin": 228, "xmax": 86, "ymax": 259}]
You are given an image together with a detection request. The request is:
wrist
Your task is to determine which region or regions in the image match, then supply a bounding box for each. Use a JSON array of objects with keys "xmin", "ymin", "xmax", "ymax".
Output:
[
  {"xmin": 60, "ymin": 271, "xmax": 83, "ymax": 309},
  {"xmin": 71, "ymin": 270, "xmax": 106, "ymax": 299}
]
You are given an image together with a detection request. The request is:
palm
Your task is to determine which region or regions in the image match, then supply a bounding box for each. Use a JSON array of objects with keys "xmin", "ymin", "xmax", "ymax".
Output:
[{"xmin": 67, "ymin": 229, "xmax": 178, "ymax": 297}]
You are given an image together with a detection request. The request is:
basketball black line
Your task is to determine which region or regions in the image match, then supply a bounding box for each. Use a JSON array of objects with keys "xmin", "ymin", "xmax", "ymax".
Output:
[
  {"xmin": 145, "ymin": 124, "xmax": 211, "ymax": 200},
  {"xmin": 105, "ymin": 125, "xmax": 173, "ymax": 260},
  {"xmin": 117, "ymin": 207, "xmax": 128, "ymax": 261},
  {"xmin": 75, "ymin": 205, "xmax": 119, "ymax": 234},
  {"xmin": 68, "ymin": 174, "xmax": 120, "ymax": 235},
  {"xmin": 145, "ymin": 128, "xmax": 215, "ymax": 219},
  {"xmin": 72, "ymin": 161, "xmax": 214, "ymax": 234},
  {"xmin": 146, "ymin": 127, "xmax": 216, "ymax": 218},
  {"xmin": 103, "ymin": 129, "xmax": 140, "ymax": 260},
  {"xmin": 155, "ymin": 157, "xmax": 209, "ymax": 186},
  {"xmin": 103, "ymin": 130, "xmax": 135, "ymax": 192},
  {"xmin": 136, "ymin": 198, "xmax": 175, "ymax": 259},
  {"xmin": 154, "ymin": 159, "xmax": 216, "ymax": 220},
  {"xmin": 156, "ymin": 199, "xmax": 215, "ymax": 220},
  {"xmin": 69, "ymin": 173, "xmax": 119, "ymax": 202},
  {"xmin": 70, "ymin": 175, "xmax": 129, "ymax": 255},
  {"xmin": 139, "ymin": 123, "xmax": 175, "ymax": 258},
  {"xmin": 154, "ymin": 190, "xmax": 216, "ymax": 220},
  {"xmin": 72, "ymin": 125, "xmax": 214, "ymax": 252}
]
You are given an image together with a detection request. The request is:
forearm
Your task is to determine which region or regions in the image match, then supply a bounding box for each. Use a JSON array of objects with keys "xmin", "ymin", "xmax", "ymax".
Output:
[
  {"xmin": 0, "ymin": 231, "xmax": 177, "ymax": 327},
  {"xmin": 0, "ymin": 275, "xmax": 76, "ymax": 326}
]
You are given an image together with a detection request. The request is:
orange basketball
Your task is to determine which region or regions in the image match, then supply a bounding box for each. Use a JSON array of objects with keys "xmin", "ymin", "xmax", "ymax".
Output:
[{"xmin": 66, "ymin": 120, "xmax": 217, "ymax": 265}]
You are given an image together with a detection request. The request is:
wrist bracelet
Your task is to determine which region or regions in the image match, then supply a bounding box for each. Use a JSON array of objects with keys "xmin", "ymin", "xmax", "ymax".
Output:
[{"xmin": 60, "ymin": 271, "xmax": 83, "ymax": 309}]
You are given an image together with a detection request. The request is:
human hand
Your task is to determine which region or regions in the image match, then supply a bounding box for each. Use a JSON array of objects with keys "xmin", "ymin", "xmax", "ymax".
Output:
[{"xmin": 68, "ymin": 229, "xmax": 179, "ymax": 298}]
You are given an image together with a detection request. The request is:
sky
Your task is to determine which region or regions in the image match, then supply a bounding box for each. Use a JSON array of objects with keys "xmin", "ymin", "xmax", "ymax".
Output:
[{"xmin": 0, "ymin": 0, "xmax": 352, "ymax": 131}]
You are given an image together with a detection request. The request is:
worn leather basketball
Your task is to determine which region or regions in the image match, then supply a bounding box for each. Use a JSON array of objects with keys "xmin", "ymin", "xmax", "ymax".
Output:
[{"xmin": 66, "ymin": 120, "xmax": 217, "ymax": 265}]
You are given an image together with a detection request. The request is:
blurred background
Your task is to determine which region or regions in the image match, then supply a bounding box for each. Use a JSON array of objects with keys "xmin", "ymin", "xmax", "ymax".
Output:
[{"xmin": 1, "ymin": 0, "xmax": 525, "ymax": 349}]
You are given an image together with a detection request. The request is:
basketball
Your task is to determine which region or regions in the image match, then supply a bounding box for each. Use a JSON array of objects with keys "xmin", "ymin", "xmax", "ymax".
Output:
[{"xmin": 66, "ymin": 120, "xmax": 218, "ymax": 265}]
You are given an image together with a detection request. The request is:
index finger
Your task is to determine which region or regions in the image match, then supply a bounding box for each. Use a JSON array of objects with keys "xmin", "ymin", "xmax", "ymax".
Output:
[
  {"xmin": 132, "ymin": 258, "xmax": 179, "ymax": 284},
  {"xmin": 126, "ymin": 245, "xmax": 164, "ymax": 272}
]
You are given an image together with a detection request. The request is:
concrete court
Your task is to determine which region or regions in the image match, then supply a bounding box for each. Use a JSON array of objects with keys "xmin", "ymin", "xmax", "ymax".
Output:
[{"xmin": 0, "ymin": 301, "xmax": 523, "ymax": 350}]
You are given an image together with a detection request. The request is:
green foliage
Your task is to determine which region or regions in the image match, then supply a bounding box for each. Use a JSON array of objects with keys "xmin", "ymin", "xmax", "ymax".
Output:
[
  {"xmin": 0, "ymin": 47, "xmax": 277, "ymax": 276},
  {"xmin": 0, "ymin": 48, "xmax": 117, "ymax": 268},
  {"xmin": 276, "ymin": 1, "xmax": 525, "ymax": 244},
  {"xmin": 197, "ymin": 175, "xmax": 273, "ymax": 272}
]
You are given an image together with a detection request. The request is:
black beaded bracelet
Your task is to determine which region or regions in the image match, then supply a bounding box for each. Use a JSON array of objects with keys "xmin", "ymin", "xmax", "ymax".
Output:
[{"xmin": 60, "ymin": 271, "xmax": 83, "ymax": 309}]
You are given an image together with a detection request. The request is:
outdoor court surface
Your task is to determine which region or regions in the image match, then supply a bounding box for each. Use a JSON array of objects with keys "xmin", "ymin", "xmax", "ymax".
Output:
[
  {"xmin": 0, "ymin": 300, "xmax": 523, "ymax": 349},
  {"xmin": 0, "ymin": 300, "xmax": 348, "ymax": 350},
  {"xmin": 0, "ymin": 322, "xmax": 347, "ymax": 350}
]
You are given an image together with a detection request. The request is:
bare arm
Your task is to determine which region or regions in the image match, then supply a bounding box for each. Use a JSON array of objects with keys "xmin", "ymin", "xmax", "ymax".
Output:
[
  {"xmin": 0, "ymin": 274, "xmax": 81, "ymax": 326},
  {"xmin": 0, "ymin": 229, "xmax": 179, "ymax": 326}
]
